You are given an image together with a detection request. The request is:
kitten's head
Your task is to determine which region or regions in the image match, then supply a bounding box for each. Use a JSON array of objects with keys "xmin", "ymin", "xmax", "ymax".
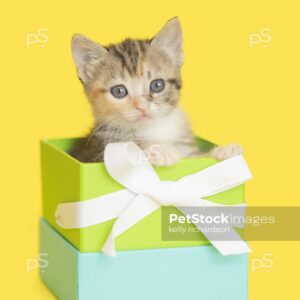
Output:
[{"xmin": 71, "ymin": 17, "xmax": 183, "ymax": 127}]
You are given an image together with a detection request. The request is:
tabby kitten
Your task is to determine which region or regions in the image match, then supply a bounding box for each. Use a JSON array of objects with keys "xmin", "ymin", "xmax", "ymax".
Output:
[{"xmin": 71, "ymin": 17, "xmax": 242, "ymax": 165}]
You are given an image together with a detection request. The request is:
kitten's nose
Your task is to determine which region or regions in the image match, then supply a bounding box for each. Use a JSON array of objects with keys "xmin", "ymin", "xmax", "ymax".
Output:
[
  {"xmin": 133, "ymin": 99, "xmax": 148, "ymax": 116},
  {"xmin": 135, "ymin": 105, "xmax": 147, "ymax": 117}
]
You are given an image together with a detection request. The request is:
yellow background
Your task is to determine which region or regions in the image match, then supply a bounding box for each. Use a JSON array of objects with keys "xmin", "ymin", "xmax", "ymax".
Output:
[{"xmin": 1, "ymin": 0, "xmax": 299, "ymax": 299}]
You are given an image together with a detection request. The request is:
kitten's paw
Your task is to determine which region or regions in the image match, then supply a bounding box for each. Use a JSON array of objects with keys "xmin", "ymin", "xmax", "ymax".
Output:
[
  {"xmin": 211, "ymin": 144, "xmax": 243, "ymax": 161},
  {"xmin": 148, "ymin": 145, "xmax": 181, "ymax": 166}
]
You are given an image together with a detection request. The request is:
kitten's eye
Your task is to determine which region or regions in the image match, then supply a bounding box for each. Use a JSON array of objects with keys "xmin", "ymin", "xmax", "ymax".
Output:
[
  {"xmin": 150, "ymin": 79, "xmax": 165, "ymax": 93},
  {"xmin": 111, "ymin": 85, "xmax": 128, "ymax": 99}
]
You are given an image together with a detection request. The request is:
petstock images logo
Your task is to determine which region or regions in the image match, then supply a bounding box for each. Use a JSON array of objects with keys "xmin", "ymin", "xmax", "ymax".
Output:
[{"xmin": 161, "ymin": 206, "xmax": 300, "ymax": 242}]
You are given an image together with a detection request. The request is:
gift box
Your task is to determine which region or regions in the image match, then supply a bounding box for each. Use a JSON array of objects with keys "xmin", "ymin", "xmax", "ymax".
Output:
[
  {"xmin": 40, "ymin": 218, "xmax": 248, "ymax": 300},
  {"xmin": 41, "ymin": 137, "xmax": 245, "ymax": 253}
]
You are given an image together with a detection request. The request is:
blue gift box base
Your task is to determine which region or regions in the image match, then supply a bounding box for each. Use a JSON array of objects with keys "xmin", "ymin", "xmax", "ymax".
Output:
[{"xmin": 40, "ymin": 218, "xmax": 248, "ymax": 300}]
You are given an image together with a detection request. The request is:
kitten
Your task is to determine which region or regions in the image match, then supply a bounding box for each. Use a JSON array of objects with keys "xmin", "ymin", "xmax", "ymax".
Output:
[{"xmin": 70, "ymin": 17, "xmax": 242, "ymax": 165}]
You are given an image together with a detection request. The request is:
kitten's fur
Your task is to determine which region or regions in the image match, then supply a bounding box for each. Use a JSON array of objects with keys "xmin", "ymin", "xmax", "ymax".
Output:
[{"xmin": 71, "ymin": 17, "xmax": 242, "ymax": 165}]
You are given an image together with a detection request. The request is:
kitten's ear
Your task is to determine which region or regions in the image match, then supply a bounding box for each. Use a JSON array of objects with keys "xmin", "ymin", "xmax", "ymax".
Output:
[
  {"xmin": 151, "ymin": 17, "xmax": 183, "ymax": 66},
  {"xmin": 71, "ymin": 34, "xmax": 108, "ymax": 84}
]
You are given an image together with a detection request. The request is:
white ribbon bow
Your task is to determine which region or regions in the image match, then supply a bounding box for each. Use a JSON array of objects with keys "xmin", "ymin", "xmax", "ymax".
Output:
[{"xmin": 55, "ymin": 142, "xmax": 252, "ymax": 256}]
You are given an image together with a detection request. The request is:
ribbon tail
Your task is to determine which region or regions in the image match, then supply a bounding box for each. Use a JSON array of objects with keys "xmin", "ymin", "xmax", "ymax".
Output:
[
  {"xmin": 102, "ymin": 231, "xmax": 117, "ymax": 257},
  {"xmin": 211, "ymin": 240, "xmax": 251, "ymax": 256},
  {"xmin": 102, "ymin": 194, "xmax": 159, "ymax": 256},
  {"xmin": 188, "ymin": 200, "xmax": 247, "ymax": 229},
  {"xmin": 178, "ymin": 204, "xmax": 251, "ymax": 256}
]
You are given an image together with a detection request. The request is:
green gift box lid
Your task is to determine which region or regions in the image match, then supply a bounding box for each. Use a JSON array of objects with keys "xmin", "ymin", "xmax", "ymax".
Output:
[{"xmin": 41, "ymin": 137, "xmax": 245, "ymax": 253}]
